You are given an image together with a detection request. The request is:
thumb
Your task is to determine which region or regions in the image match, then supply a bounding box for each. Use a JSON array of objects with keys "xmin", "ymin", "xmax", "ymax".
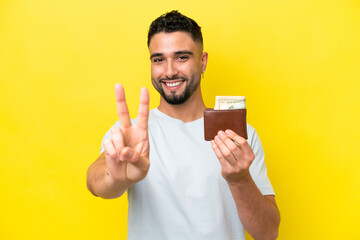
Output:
[
  {"xmin": 119, "ymin": 147, "xmax": 135, "ymax": 161},
  {"xmin": 120, "ymin": 147, "xmax": 144, "ymax": 166},
  {"xmin": 122, "ymin": 143, "xmax": 149, "ymax": 170}
]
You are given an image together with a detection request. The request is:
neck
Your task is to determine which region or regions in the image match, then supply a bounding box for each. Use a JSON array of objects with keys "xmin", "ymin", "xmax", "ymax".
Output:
[{"xmin": 157, "ymin": 87, "xmax": 206, "ymax": 123}]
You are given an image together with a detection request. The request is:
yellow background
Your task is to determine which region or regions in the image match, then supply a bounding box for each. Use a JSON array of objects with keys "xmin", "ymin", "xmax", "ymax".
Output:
[{"xmin": 1, "ymin": 0, "xmax": 359, "ymax": 239}]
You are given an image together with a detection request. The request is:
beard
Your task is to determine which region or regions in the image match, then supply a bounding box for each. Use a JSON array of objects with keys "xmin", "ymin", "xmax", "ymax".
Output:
[{"xmin": 152, "ymin": 74, "xmax": 201, "ymax": 105}]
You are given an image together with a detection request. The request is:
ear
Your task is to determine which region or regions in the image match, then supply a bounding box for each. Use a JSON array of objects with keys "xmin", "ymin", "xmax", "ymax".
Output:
[{"xmin": 200, "ymin": 52, "xmax": 208, "ymax": 74}]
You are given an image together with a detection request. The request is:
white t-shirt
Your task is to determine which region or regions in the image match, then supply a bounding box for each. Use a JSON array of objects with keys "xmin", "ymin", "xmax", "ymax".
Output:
[{"xmin": 100, "ymin": 108, "xmax": 274, "ymax": 240}]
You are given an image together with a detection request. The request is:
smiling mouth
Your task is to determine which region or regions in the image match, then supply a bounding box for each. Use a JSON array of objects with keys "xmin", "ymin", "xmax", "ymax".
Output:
[
  {"xmin": 160, "ymin": 79, "xmax": 186, "ymax": 88},
  {"xmin": 164, "ymin": 81, "xmax": 184, "ymax": 87}
]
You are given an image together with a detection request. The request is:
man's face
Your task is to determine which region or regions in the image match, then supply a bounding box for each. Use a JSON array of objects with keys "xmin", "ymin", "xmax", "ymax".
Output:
[{"xmin": 149, "ymin": 31, "xmax": 207, "ymax": 105}]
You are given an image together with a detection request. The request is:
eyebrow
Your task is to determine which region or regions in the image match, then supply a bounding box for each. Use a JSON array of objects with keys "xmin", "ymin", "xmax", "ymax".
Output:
[
  {"xmin": 175, "ymin": 50, "xmax": 193, "ymax": 55},
  {"xmin": 150, "ymin": 53, "xmax": 163, "ymax": 59},
  {"xmin": 150, "ymin": 50, "xmax": 194, "ymax": 60}
]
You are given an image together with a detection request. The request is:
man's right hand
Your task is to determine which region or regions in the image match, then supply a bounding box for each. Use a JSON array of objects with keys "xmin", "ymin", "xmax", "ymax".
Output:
[{"xmin": 103, "ymin": 83, "xmax": 150, "ymax": 185}]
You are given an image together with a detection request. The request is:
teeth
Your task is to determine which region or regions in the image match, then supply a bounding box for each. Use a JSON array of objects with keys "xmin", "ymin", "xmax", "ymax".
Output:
[{"xmin": 165, "ymin": 81, "xmax": 182, "ymax": 87}]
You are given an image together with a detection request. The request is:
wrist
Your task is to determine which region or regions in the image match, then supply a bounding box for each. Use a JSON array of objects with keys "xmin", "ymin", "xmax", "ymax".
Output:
[{"xmin": 226, "ymin": 170, "xmax": 253, "ymax": 188}]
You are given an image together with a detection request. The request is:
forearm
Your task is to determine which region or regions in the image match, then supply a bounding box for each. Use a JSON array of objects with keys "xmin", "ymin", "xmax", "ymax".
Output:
[
  {"xmin": 86, "ymin": 152, "xmax": 132, "ymax": 199},
  {"xmin": 228, "ymin": 173, "xmax": 280, "ymax": 240}
]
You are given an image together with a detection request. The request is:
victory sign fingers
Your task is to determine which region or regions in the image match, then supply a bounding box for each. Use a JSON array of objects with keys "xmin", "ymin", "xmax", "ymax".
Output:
[
  {"xmin": 115, "ymin": 83, "xmax": 131, "ymax": 129},
  {"xmin": 103, "ymin": 84, "xmax": 150, "ymax": 184},
  {"xmin": 136, "ymin": 87, "xmax": 149, "ymax": 130}
]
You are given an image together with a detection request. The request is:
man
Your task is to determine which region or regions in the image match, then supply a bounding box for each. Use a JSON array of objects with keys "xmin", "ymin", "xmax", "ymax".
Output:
[{"xmin": 87, "ymin": 10, "xmax": 280, "ymax": 240}]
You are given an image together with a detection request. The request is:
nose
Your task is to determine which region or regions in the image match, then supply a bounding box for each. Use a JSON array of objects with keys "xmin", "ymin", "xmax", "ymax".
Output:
[{"xmin": 165, "ymin": 60, "xmax": 179, "ymax": 79}]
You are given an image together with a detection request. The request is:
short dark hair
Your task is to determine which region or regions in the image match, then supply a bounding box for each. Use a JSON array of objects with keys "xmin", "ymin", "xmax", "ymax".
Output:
[{"xmin": 147, "ymin": 10, "xmax": 203, "ymax": 47}]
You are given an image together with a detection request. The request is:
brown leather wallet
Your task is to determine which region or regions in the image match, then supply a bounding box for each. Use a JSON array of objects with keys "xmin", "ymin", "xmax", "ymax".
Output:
[{"xmin": 204, "ymin": 108, "xmax": 247, "ymax": 141}]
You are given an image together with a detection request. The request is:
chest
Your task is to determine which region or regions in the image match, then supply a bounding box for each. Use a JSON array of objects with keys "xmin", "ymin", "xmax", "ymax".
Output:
[{"xmin": 146, "ymin": 121, "xmax": 225, "ymax": 195}]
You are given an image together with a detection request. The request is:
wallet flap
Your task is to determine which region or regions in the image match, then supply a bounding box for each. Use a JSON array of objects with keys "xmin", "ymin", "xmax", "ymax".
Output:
[{"xmin": 204, "ymin": 108, "xmax": 247, "ymax": 140}]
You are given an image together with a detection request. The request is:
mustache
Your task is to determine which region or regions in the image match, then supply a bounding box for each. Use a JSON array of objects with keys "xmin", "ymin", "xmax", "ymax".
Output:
[{"xmin": 159, "ymin": 76, "xmax": 188, "ymax": 82}]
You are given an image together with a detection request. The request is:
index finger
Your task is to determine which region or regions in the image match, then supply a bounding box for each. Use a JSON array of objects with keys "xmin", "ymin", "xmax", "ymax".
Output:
[
  {"xmin": 115, "ymin": 83, "xmax": 131, "ymax": 128},
  {"xmin": 136, "ymin": 87, "xmax": 149, "ymax": 129}
]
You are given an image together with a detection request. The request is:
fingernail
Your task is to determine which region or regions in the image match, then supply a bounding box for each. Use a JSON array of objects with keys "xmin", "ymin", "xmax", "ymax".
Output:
[
  {"xmin": 120, "ymin": 149, "xmax": 132, "ymax": 160},
  {"xmin": 218, "ymin": 131, "xmax": 225, "ymax": 137},
  {"xmin": 225, "ymin": 129, "xmax": 232, "ymax": 135},
  {"xmin": 125, "ymin": 150, "xmax": 132, "ymax": 158}
]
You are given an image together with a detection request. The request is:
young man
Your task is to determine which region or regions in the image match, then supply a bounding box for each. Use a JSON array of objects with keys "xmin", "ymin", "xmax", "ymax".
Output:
[{"xmin": 87, "ymin": 10, "xmax": 280, "ymax": 240}]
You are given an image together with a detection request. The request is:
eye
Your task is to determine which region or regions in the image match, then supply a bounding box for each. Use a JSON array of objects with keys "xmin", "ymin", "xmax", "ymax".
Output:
[
  {"xmin": 153, "ymin": 58, "xmax": 163, "ymax": 63},
  {"xmin": 177, "ymin": 55, "xmax": 189, "ymax": 61}
]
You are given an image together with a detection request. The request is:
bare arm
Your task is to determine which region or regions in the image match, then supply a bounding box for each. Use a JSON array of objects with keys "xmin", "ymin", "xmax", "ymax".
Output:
[
  {"xmin": 86, "ymin": 84, "xmax": 150, "ymax": 199},
  {"xmin": 211, "ymin": 130, "xmax": 280, "ymax": 240},
  {"xmin": 227, "ymin": 177, "xmax": 280, "ymax": 240}
]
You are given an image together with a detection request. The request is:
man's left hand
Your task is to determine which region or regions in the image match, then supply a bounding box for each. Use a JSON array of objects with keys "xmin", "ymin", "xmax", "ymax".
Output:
[{"xmin": 211, "ymin": 129, "xmax": 255, "ymax": 185}]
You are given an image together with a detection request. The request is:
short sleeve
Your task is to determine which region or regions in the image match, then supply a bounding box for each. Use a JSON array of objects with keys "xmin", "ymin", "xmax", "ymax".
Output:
[{"xmin": 247, "ymin": 124, "xmax": 275, "ymax": 196}]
